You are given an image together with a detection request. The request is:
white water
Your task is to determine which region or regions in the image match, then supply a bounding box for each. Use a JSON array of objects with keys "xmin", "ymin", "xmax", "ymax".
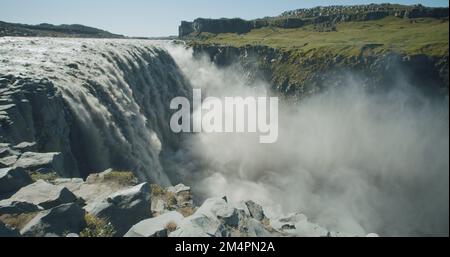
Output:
[
  {"xmin": 165, "ymin": 45, "xmax": 449, "ymax": 236},
  {"xmin": 0, "ymin": 37, "xmax": 191, "ymax": 184}
]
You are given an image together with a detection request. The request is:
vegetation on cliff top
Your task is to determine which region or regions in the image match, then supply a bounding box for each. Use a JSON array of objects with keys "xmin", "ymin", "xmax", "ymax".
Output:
[{"xmin": 192, "ymin": 16, "xmax": 449, "ymax": 58}]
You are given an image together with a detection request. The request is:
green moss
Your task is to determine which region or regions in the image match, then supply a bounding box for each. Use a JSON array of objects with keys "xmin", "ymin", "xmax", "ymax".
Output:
[
  {"xmin": 150, "ymin": 184, "xmax": 177, "ymax": 210},
  {"xmin": 0, "ymin": 212, "xmax": 38, "ymax": 230},
  {"xmin": 79, "ymin": 214, "xmax": 116, "ymax": 237},
  {"xmin": 150, "ymin": 184, "xmax": 166, "ymax": 196},
  {"xmin": 192, "ymin": 16, "xmax": 449, "ymax": 57},
  {"xmin": 29, "ymin": 171, "xmax": 59, "ymax": 183},
  {"xmin": 103, "ymin": 171, "xmax": 138, "ymax": 186}
]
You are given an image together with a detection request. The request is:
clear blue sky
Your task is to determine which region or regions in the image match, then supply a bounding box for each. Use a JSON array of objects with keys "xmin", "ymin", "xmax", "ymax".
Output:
[{"xmin": 0, "ymin": 0, "xmax": 448, "ymax": 37}]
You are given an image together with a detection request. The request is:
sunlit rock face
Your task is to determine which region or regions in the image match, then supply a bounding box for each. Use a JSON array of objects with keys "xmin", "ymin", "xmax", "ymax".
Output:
[{"xmin": 0, "ymin": 38, "xmax": 192, "ymax": 184}]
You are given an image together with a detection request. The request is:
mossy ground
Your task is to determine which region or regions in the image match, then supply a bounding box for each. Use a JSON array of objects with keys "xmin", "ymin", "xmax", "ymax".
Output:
[
  {"xmin": 79, "ymin": 213, "xmax": 116, "ymax": 237},
  {"xmin": 102, "ymin": 170, "xmax": 138, "ymax": 186},
  {"xmin": 0, "ymin": 212, "xmax": 38, "ymax": 230},
  {"xmin": 193, "ymin": 16, "xmax": 449, "ymax": 58}
]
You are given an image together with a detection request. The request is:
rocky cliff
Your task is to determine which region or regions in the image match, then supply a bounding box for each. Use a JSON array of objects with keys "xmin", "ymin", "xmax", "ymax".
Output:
[
  {"xmin": 179, "ymin": 4, "xmax": 449, "ymax": 37},
  {"xmin": 190, "ymin": 43, "xmax": 449, "ymax": 99}
]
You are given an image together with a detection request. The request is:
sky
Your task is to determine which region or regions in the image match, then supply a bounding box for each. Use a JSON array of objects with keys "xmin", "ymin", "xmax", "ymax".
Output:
[{"xmin": 0, "ymin": 0, "xmax": 448, "ymax": 37}]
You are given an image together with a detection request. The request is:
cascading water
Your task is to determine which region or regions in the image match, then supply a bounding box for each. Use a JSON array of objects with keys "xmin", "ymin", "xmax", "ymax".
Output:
[{"xmin": 0, "ymin": 37, "xmax": 192, "ymax": 184}]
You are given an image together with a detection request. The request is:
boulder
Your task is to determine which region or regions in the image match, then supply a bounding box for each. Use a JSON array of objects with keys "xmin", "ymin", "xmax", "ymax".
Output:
[
  {"xmin": 125, "ymin": 211, "xmax": 183, "ymax": 237},
  {"xmin": 0, "ymin": 221, "xmax": 20, "ymax": 237},
  {"xmin": 169, "ymin": 197, "xmax": 234, "ymax": 237},
  {"xmin": 245, "ymin": 200, "xmax": 266, "ymax": 221},
  {"xmin": 14, "ymin": 152, "xmax": 64, "ymax": 175},
  {"xmin": 0, "ymin": 155, "xmax": 18, "ymax": 168},
  {"xmin": 89, "ymin": 182, "xmax": 151, "ymax": 236},
  {"xmin": 53, "ymin": 171, "xmax": 138, "ymax": 214},
  {"xmin": 0, "ymin": 167, "xmax": 32, "ymax": 196},
  {"xmin": 0, "ymin": 180, "xmax": 78, "ymax": 209},
  {"xmin": 169, "ymin": 214, "xmax": 227, "ymax": 237},
  {"xmin": 0, "ymin": 200, "xmax": 41, "ymax": 214},
  {"xmin": 20, "ymin": 203, "xmax": 86, "ymax": 237}
]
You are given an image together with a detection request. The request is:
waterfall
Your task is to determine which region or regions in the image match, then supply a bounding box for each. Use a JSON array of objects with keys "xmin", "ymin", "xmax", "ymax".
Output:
[{"xmin": 0, "ymin": 37, "xmax": 192, "ymax": 185}]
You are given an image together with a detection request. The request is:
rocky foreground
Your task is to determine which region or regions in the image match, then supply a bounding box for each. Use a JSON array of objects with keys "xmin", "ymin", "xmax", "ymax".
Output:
[{"xmin": 0, "ymin": 163, "xmax": 377, "ymax": 237}]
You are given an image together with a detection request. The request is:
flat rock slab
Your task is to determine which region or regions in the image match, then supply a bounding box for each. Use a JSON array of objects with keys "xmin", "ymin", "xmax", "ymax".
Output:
[
  {"xmin": 14, "ymin": 152, "xmax": 63, "ymax": 175},
  {"xmin": 0, "ymin": 179, "xmax": 77, "ymax": 210},
  {"xmin": 125, "ymin": 211, "xmax": 183, "ymax": 237}
]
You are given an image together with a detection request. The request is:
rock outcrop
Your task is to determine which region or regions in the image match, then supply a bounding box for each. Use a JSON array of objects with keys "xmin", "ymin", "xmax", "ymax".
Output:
[
  {"xmin": 89, "ymin": 183, "xmax": 152, "ymax": 236},
  {"xmin": 0, "ymin": 180, "xmax": 78, "ymax": 210},
  {"xmin": 125, "ymin": 211, "xmax": 183, "ymax": 237},
  {"xmin": 191, "ymin": 44, "xmax": 449, "ymax": 98},
  {"xmin": 0, "ymin": 167, "xmax": 32, "ymax": 197},
  {"xmin": 20, "ymin": 203, "xmax": 86, "ymax": 237}
]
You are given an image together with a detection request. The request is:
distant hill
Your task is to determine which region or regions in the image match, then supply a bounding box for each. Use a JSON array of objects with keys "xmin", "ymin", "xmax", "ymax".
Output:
[
  {"xmin": 179, "ymin": 3, "xmax": 449, "ymax": 37},
  {"xmin": 0, "ymin": 21, "xmax": 125, "ymax": 38}
]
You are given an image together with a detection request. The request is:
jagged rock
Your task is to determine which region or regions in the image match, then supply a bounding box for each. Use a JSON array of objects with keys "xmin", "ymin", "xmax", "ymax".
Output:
[
  {"xmin": 0, "ymin": 180, "xmax": 78, "ymax": 209},
  {"xmin": 169, "ymin": 214, "xmax": 227, "ymax": 237},
  {"xmin": 89, "ymin": 182, "xmax": 151, "ymax": 236},
  {"xmin": 0, "ymin": 155, "xmax": 18, "ymax": 168},
  {"xmin": 125, "ymin": 211, "xmax": 183, "ymax": 237},
  {"xmin": 245, "ymin": 200, "xmax": 266, "ymax": 221},
  {"xmin": 85, "ymin": 169, "xmax": 114, "ymax": 184},
  {"xmin": 0, "ymin": 167, "xmax": 32, "ymax": 196},
  {"xmin": 53, "ymin": 170, "xmax": 137, "ymax": 213},
  {"xmin": 20, "ymin": 203, "xmax": 86, "ymax": 237},
  {"xmin": 13, "ymin": 142, "xmax": 37, "ymax": 152},
  {"xmin": 170, "ymin": 197, "xmax": 234, "ymax": 237},
  {"xmin": 14, "ymin": 152, "xmax": 64, "ymax": 175},
  {"xmin": 0, "ymin": 221, "xmax": 20, "ymax": 237},
  {"xmin": 0, "ymin": 200, "xmax": 41, "ymax": 214},
  {"xmin": 242, "ymin": 218, "xmax": 272, "ymax": 237},
  {"xmin": 216, "ymin": 205, "xmax": 245, "ymax": 228},
  {"xmin": 0, "ymin": 143, "xmax": 20, "ymax": 158},
  {"xmin": 167, "ymin": 184, "xmax": 191, "ymax": 194}
]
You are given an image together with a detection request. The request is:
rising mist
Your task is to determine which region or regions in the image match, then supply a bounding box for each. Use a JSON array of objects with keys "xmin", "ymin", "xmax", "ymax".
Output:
[{"xmin": 164, "ymin": 44, "xmax": 449, "ymax": 236}]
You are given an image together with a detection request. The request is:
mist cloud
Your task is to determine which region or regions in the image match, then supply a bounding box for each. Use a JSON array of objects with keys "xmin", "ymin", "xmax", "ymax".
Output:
[{"xmin": 165, "ymin": 44, "xmax": 449, "ymax": 236}]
